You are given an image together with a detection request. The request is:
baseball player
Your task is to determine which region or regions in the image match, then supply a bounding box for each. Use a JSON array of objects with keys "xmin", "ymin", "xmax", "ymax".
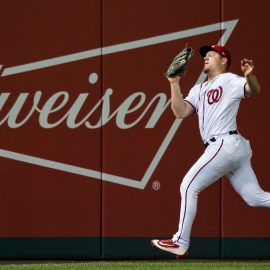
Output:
[{"xmin": 151, "ymin": 45, "xmax": 270, "ymax": 258}]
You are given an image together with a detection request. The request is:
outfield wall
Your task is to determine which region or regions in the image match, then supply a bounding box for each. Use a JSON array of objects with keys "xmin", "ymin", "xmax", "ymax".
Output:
[{"xmin": 0, "ymin": 0, "xmax": 269, "ymax": 259}]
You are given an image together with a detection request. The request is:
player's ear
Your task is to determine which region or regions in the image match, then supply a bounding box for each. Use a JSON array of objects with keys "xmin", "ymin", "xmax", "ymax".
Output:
[
  {"xmin": 221, "ymin": 57, "xmax": 228, "ymax": 65},
  {"xmin": 221, "ymin": 57, "xmax": 229, "ymax": 70}
]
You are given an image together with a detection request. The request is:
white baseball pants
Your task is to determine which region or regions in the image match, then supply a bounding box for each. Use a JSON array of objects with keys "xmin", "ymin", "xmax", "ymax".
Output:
[{"xmin": 172, "ymin": 133, "xmax": 270, "ymax": 248}]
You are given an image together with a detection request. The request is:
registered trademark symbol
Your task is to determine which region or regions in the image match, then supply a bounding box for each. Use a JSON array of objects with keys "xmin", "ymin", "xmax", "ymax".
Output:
[
  {"xmin": 152, "ymin": 181, "xmax": 160, "ymax": 190},
  {"xmin": 89, "ymin": 72, "xmax": 98, "ymax": 84}
]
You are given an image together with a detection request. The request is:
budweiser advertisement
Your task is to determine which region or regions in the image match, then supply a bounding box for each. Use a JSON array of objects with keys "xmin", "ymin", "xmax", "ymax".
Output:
[{"xmin": 0, "ymin": 0, "xmax": 269, "ymax": 259}]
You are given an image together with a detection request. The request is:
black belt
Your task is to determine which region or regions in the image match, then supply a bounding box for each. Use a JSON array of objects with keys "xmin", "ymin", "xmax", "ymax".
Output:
[{"xmin": 204, "ymin": 130, "xmax": 238, "ymax": 148}]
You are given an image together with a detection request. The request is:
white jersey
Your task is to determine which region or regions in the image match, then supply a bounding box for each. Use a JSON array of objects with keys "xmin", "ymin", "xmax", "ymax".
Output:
[{"xmin": 185, "ymin": 72, "xmax": 247, "ymax": 143}]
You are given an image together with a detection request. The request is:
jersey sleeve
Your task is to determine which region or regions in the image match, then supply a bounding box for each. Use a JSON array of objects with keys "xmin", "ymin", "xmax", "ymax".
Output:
[
  {"xmin": 230, "ymin": 75, "xmax": 247, "ymax": 99},
  {"xmin": 184, "ymin": 85, "xmax": 199, "ymax": 112}
]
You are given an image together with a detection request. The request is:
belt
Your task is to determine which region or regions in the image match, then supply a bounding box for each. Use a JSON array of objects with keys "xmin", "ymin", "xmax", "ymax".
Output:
[{"xmin": 204, "ymin": 130, "xmax": 238, "ymax": 148}]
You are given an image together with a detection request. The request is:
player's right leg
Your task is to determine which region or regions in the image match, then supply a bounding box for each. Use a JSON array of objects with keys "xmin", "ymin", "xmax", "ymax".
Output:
[
  {"xmin": 172, "ymin": 139, "xmax": 228, "ymax": 248},
  {"xmin": 152, "ymin": 138, "xmax": 233, "ymax": 257}
]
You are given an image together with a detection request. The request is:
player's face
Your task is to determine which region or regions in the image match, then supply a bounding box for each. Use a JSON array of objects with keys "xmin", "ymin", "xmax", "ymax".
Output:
[{"xmin": 203, "ymin": 51, "xmax": 224, "ymax": 74}]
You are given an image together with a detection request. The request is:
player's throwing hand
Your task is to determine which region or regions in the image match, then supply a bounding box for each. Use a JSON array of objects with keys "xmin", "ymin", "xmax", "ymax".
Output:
[{"xmin": 241, "ymin": 58, "xmax": 254, "ymax": 77}]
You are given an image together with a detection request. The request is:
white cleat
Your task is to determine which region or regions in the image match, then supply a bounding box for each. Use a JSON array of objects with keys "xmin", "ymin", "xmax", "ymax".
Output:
[{"xmin": 151, "ymin": 239, "xmax": 188, "ymax": 259}]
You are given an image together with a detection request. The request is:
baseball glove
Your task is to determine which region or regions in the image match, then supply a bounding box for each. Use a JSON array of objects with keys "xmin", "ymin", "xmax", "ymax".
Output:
[{"xmin": 165, "ymin": 46, "xmax": 194, "ymax": 78}]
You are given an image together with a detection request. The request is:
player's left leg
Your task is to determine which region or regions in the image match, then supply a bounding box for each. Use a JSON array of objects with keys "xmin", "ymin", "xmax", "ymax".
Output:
[{"xmin": 226, "ymin": 160, "xmax": 270, "ymax": 207}]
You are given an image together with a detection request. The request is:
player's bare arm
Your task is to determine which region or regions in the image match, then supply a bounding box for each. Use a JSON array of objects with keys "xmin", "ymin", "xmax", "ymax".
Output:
[
  {"xmin": 241, "ymin": 58, "xmax": 261, "ymax": 96},
  {"xmin": 168, "ymin": 76, "xmax": 195, "ymax": 118}
]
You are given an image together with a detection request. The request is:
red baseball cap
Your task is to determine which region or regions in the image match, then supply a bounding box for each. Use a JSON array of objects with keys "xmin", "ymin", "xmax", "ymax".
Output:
[{"xmin": 199, "ymin": 45, "xmax": 231, "ymax": 66}]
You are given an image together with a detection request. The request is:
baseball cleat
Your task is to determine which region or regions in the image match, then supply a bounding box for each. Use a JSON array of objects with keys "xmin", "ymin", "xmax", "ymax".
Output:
[{"xmin": 151, "ymin": 239, "xmax": 188, "ymax": 259}]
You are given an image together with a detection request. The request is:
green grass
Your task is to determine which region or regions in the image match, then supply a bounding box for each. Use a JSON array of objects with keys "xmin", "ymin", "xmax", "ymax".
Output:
[{"xmin": 0, "ymin": 261, "xmax": 270, "ymax": 270}]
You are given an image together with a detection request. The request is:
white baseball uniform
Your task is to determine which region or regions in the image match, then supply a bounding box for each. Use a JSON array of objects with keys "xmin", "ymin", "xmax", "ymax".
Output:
[{"xmin": 172, "ymin": 72, "xmax": 270, "ymax": 248}]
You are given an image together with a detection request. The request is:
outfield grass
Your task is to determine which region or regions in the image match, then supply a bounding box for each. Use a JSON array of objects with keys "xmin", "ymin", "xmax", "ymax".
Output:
[{"xmin": 0, "ymin": 261, "xmax": 270, "ymax": 270}]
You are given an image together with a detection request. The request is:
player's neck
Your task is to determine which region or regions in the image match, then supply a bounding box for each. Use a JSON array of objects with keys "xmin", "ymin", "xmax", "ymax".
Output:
[{"xmin": 207, "ymin": 70, "xmax": 226, "ymax": 81}]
